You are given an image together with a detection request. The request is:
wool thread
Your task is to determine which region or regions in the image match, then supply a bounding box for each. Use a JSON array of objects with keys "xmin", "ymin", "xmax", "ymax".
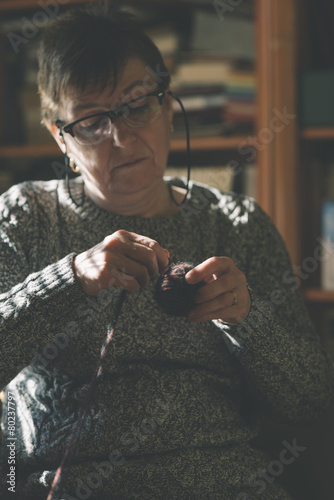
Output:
[{"xmin": 47, "ymin": 289, "xmax": 127, "ymax": 500}]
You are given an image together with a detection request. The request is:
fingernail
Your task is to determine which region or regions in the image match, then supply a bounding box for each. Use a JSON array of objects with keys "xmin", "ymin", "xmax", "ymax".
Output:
[
  {"xmin": 162, "ymin": 256, "xmax": 171, "ymax": 274},
  {"xmin": 185, "ymin": 271, "xmax": 194, "ymax": 283}
]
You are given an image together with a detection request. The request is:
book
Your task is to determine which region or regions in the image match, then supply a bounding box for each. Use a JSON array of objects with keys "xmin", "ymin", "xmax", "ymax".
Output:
[
  {"xmin": 172, "ymin": 59, "xmax": 231, "ymax": 86},
  {"xmin": 172, "ymin": 93, "xmax": 228, "ymax": 112},
  {"xmin": 321, "ymin": 200, "xmax": 334, "ymax": 291},
  {"xmin": 191, "ymin": 10, "xmax": 255, "ymax": 60},
  {"xmin": 146, "ymin": 25, "xmax": 180, "ymax": 57},
  {"xmin": 165, "ymin": 165, "xmax": 235, "ymax": 193}
]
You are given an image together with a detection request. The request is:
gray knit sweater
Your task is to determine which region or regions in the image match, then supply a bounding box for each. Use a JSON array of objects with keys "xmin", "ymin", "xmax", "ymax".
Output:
[{"xmin": 0, "ymin": 177, "xmax": 333, "ymax": 500}]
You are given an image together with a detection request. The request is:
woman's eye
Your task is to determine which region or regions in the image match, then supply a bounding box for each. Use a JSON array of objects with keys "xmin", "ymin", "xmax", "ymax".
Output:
[
  {"xmin": 127, "ymin": 98, "xmax": 152, "ymax": 117},
  {"xmin": 77, "ymin": 116, "xmax": 109, "ymax": 135},
  {"xmin": 130, "ymin": 104, "xmax": 149, "ymax": 114}
]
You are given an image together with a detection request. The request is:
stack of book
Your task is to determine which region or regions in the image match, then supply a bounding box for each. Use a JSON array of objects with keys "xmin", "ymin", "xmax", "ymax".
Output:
[
  {"xmin": 321, "ymin": 200, "xmax": 334, "ymax": 291},
  {"xmin": 170, "ymin": 58, "xmax": 231, "ymax": 137},
  {"xmin": 166, "ymin": 6, "xmax": 255, "ymax": 138},
  {"xmin": 146, "ymin": 24, "xmax": 180, "ymax": 74},
  {"xmin": 0, "ymin": 5, "xmax": 256, "ymax": 145},
  {"xmin": 223, "ymin": 67, "xmax": 256, "ymax": 133}
]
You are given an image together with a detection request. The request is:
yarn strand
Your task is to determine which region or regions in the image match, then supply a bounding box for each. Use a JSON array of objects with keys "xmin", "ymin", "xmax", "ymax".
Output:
[{"xmin": 47, "ymin": 289, "xmax": 127, "ymax": 500}]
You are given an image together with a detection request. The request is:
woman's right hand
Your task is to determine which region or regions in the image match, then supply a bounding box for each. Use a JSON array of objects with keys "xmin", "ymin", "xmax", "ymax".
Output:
[{"xmin": 73, "ymin": 230, "xmax": 170, "ymax": 296}]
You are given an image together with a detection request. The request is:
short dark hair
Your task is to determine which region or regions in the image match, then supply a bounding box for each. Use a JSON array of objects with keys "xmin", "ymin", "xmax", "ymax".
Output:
[{"xmin": 37, "ymin": 2, "xmax": 170, "ymax": 123}]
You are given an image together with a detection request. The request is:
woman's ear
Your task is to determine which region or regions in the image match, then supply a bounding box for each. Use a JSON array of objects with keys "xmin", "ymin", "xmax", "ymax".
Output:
[{"xmin": 46, "ymin": 121, "xmax": 66, "ymax": 154}]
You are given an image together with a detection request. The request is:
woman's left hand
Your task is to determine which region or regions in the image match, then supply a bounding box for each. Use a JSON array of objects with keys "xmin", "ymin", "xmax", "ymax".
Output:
[{"xmin": 185, "ymin": 257, "xmax": 251, "ymax": 325}]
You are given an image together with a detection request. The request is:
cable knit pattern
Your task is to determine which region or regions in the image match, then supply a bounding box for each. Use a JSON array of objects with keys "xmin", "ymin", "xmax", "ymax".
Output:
[{"xmin": 0, "ymin": 177, "xmax": 333, "ymax": 499}]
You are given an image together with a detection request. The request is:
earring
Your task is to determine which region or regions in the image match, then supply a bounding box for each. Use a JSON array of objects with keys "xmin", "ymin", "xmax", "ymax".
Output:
[
  {"xmin": 170, "ymin": 123, "xmax": 174, "ymax": 134},
  {"xmin": 69, "ymin": 157, "xmax": 80, "ymax": 173}
]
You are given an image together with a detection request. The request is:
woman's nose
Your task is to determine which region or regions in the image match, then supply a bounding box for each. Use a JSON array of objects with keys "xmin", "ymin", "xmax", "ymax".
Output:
[{"xmin": 109, "ymin": 116, "xmax": 137, "ymax": 148}]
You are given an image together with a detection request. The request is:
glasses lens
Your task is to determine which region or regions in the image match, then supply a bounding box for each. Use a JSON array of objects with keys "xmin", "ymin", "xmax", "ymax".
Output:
[
  {"xmin": 125, "ymin": 95, "xmax": 162, "ymax": 127},
  {"xmin": 73, "ymin": 115, "xmax": 112, "ymax": 145}
]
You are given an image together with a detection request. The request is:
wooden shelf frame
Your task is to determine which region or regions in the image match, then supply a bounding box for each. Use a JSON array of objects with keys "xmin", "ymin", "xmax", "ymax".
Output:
[
  {"xmin": 300, "ymin": 128, "xmax": 334, "ymax": 140},
  {"xmin": 0, "ymin": 135, "xmax": 252, "ymax": 158},
  {"xmin": 303, "ymin": 287, "xmax": 334, "ymax": 303},
  {"xmin": 0, "ymin": 0, "xmax": 93, "ymax": 11},
  {"xmin": 255, "ymin": 0, "xmax": 299, "ymax": 265},
  {"xmin": 0, "ymin": 0, "xmax": 217, "ymax": 12}
]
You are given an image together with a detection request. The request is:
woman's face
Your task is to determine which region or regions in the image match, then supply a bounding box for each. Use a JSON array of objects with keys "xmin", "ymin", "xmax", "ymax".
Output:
[{"xmin": 51, "ymin": 58, "xmax": 173, "ymax": 211}]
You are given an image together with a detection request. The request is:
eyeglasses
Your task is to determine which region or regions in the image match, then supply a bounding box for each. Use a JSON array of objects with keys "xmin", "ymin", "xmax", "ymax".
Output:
[{"xmin": 56, "ymin": 89, "xmax": 171, "ymax": 146}]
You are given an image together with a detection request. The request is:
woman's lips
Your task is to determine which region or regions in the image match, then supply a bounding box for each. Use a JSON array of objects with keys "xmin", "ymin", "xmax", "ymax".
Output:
[{"xmin": 114, "ymin": 157, "xmax": 147, "ymax": 169}]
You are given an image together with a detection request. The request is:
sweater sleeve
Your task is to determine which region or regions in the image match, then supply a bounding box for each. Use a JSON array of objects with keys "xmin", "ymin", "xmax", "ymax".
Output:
[
  {"xmin": 217, "ymin": 198, "xmax": 334, "ymax": 425},
  {"xmin": 0, "ymin": 183, "xmax": 91, "ymax": 389}
]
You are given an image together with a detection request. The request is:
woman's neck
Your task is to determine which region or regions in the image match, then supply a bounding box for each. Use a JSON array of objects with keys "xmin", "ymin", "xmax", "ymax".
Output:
[{"xmin": 84, "ymin": 179, "xmax": 186, "ymax": 218}]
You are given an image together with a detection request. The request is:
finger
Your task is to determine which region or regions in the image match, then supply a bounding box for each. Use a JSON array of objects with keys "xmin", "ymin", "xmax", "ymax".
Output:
[
  {"xmin": 188, "ymin": 308, "xmax": 242, "ymax": 324},
  {"xmin": 188, "ymin": 289, "xmax": 250, "ymax": 324},
  {"xmin": 80, "ymin": 246, "xmax": 151, "ymax": 291},
  {"xmin": 106, "ymin": 255, "xmax": 151, "ymax": 289},
  {"xmin": 194, "ymin": 274, "xmax": 236, "ymax": 304},
  {"xmin": 188, "ymin": 290, "xmax": 237, "ymax": 320},
  {"xmin": 122, "ymin": 242, "xmax": 160, "ymax": 277},
  {"xmin": 74, "ymin": 252, "xmax": 141, "ymax": 295},
  {"xmin": 106, "ymin": 269, "xmax": 140, "ymax": 293},
  {"xmin": 185, "ymin": 257, "xmax": 231, "ymax": 285},
  {"xmin": 105, "ymin": 231, "xmax": 169, "ymax": 277},
  {"xmin": 129, "ymin": 233, "xmax": 170, "ymax": 273}
]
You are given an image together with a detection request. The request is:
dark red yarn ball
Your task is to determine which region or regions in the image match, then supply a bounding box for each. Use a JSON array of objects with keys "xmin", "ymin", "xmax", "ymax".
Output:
[{"xmin": 155, "ymin": 263, "xmax": 203, "ymax": 317}]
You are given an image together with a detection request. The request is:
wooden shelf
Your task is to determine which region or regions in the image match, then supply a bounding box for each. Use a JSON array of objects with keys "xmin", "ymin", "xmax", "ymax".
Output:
[
  {"xmin": 303, "ymin": 287, "xmax": 334, "ymax": 303},
  {"xmin": 0, "ymin": 135, "xmax": 251, "ymax": 158},
  {"xmin": 172, "ymin": 135, "xmax": 250, "ymax": 152},
  {"xmin": 300, "ymin": 128, "xmax": 334, "ymax": 140},
  {"xmin": 0, "ymin": 0, "xmax": 85, "ymax": 11},
  {"xmin": 0, "ymin": 0, "xmax": 212, "ymax": 12},
  {"xmin": 0, "ymin": 144, "xmax": 59, "ymax": 158}
]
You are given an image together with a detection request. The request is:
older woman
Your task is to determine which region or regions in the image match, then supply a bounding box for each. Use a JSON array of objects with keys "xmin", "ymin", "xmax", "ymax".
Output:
[{"xmin": 0, "ymin": 4, "xmax": 333, "ymax": 500}]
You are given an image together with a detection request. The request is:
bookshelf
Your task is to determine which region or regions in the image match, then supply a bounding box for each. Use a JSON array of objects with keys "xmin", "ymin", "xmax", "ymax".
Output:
[
  {"xmin": 0, "ymin": 0, "xmax": 301, "ymax": 262},
  {"xmin": 296, "ymin": 6, "xmax": 334, "ymax": 498},
  {"xmin": 0, "ymin": 3, "xmax": 333, "ymax": 498},
  {"xmin": 2, "ymin": 2, "xmax": 332, "ymax": 290},
  {"xmin": 296, "ymin": 0, "xmax": 334, "ymax": 350},
  {"xmin": 0, "ymin": 0, "xmax": 259, "ymax": 196},
  {"xmin": 2, "ymin": 0, "xmax": 332, "ymax": 284},
  {"xmin": 4, "ymin": 1, "xmax": 333, "ymax": 322}
]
